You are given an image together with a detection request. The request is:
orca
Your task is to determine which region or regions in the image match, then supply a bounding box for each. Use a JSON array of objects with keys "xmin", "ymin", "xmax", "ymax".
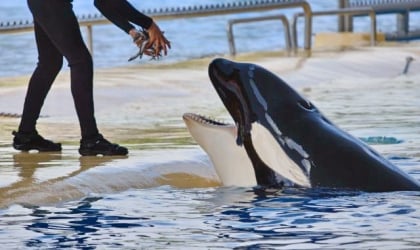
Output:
[{"xmin": 186, "ymin": 58, "xmax": 420, "ymax": 192}]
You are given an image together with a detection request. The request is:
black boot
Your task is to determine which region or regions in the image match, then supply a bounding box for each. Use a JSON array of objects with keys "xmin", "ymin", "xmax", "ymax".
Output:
[
  {"xmin": 79, "ymin": 134, "xmax": 128, "ymax": 156},
  {"xmin": 12, "ymin": 130, "xmax": 62, "ymax": 152}
]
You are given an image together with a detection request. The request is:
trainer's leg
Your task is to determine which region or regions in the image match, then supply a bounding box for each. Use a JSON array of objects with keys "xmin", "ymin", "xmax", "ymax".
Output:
[
  {"xmin": 27, "ymin": 0, "xmax": 99, "ymax": 138},
  {"xmin": 18, "ymin": 21, "xmax": 63, "ymax": 133}
]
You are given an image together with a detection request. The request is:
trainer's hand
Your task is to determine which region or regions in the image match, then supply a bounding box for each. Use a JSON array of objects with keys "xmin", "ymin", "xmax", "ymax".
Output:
[
  {"xmin": 145, "ymin": 21, "xmax": 171, "ymax": 57},
  {"xmin": 129, "ymin": 29, "xmax": 147, "ymax": 47}
]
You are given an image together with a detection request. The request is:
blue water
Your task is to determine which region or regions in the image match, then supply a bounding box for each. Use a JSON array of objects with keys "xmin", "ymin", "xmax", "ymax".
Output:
[
  {"xmin": 1, "ymin": 187, "xmax": 419, "ymax": 249},
  {"xmin": 2, "ymin": 0, "xmax": 420, "ymax": 77},
  {"xmin": 1, "ymin": 1, "xmax": 420, "ymax": 249}
]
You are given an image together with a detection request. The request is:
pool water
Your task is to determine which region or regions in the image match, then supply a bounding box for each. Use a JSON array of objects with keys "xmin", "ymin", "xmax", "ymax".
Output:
[
  {"xmin": 1, "ymin": 0, "xmax": 420, "ymax": 248},
  {"xmin": 0, "ymin": 58, "xmax": 419, "ymax": 249},
  {"xmin": 2, "ymin": 187, "xmax": 418, "ymax": 249}
]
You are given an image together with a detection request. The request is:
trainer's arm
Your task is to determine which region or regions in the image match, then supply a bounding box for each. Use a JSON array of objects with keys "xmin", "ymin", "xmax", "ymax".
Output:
[
  {"xmin": 94, "ymin": 0, "xmax": 170, "ymax": 56},
  {"xmin": 94, "ymin": 0, "xmax": 153, "ymax": 33}
]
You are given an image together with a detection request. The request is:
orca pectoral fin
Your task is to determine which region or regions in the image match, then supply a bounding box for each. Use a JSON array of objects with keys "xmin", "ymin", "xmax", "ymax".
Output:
[{"xmin": 250, "ymin": 122, "xmax": 311, "ymax": 188}]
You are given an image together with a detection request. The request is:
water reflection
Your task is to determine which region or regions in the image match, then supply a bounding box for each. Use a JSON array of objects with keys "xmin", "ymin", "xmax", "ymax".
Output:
[
  {"xmin": 0, "ymin": 152, "xmax": 63, "ymax": 206},
  {"xmin": 25, "ymin": 196, "xmax": 147, "ymax": 249},
  {"xmin": 0, "ymin": 152, "xmax": 127, "ymax": 208},
  {"xmin": 206, "ymin": 188, "xmax": 419, "ymax": 249},
  {"xmin": 12, "ymin": 152, "xmax": 62, "ymax": 184},
  {"xmin": 78, "ymin": 155, "xmax": 128, "ymax": 173}
]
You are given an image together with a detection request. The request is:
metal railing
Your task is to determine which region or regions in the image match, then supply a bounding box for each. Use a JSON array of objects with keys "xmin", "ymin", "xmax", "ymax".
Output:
[
  {"xmin": 0, "ymin": 0, "xmax": 313, "ymax": 54},
  {"xmin": 292, "ymin": 7, "xmax": 378, "ymax": 51},
  {"xmin": 349, "ymin": 0, "xmax": 420, "ymax": 10},
  {"xmin": 3, "ymin": 0, "xmax": 420, "ymax": 57},
  {"xmin": 226, "ymin": 15, "xmax": 291, "ymax": 56},
  {"xmin": 342, "ymin": 0, "xmax": 420, "ymax": 39}
]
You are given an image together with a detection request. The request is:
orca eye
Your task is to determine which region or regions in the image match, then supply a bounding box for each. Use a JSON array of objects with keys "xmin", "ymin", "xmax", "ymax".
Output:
[{"xmin": 298, "ymin": 100, "xmax": 314, "ymax": 111}]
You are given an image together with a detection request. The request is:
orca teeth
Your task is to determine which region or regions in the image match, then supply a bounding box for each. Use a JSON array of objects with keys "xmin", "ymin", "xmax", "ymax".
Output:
[{"xmin": 183, "ymin": 113, "xmax": 229, "ymax": 126}]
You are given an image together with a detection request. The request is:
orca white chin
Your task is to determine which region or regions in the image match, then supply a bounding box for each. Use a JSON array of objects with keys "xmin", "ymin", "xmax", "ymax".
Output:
[
  {"xmin": 183, "ymin": 113, "xmax": 298, "ymax": 188},
  {"xmin": 182, "ymin": 113, "xmax": 257, "ymax": 187}
]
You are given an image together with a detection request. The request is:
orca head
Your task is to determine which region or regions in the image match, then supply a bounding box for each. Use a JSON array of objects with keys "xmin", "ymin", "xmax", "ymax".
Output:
[
  {"xmin": 207, "ymin": 58, "xmax": 420, "ymax": 192},
  {"xmin": 208, "ymin": 58, "xmax": 316, "ymax": 143},
  {"xmin": 209, "ymin": 58, "xmax": 313, "ymax": 188}
]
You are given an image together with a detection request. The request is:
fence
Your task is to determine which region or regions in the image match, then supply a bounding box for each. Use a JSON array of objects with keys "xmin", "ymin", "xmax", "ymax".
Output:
[
  {"xmin": 2, "ymin": 0, "xmax": 420, "ymax": 56},
  {"xmin": 0, "ymin": 0, "xmax": 312, "ymax": 55}
]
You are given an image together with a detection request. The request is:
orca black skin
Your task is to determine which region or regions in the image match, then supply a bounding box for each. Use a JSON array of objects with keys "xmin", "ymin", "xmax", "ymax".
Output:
[{"xmin": 208, "ymin": 58, "xmax": 420, "ymax": 192}]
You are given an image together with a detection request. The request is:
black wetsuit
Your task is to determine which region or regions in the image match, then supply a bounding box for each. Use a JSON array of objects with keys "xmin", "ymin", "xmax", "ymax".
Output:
[{"xmin": 20, "ymin": 0, "xmax": 152, "ymax": 139}]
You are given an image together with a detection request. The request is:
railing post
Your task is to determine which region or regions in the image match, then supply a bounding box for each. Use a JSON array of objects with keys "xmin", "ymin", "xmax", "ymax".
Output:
[
  {"xmin": 86, "ymin": 25, "xmax": 93, "ymax": 55},
  {"xmin": 226, "ymin": 15, "xmax": 292, "ymax": 57},
  {"xmin": 280, "ymin": 16, "xmax": 292, "ymax": 53},
  {"xmin": 369, "ymin": 10, "xmax": 377, "ymax": 46},
  {"xmin": 302, "ymin": 2, "xmax": 312, "ymax": 54},
  {"xmin": 292, "ymin": 2, "xmax": 312, "ymax": 55},
  {"xmin": 338, "ymin": 0, "xmax": 352, "ymax": 32},
  {"xmin": 396, "ymin": 10, "xmax": 410, "ymax": 35},
  {"xmin": 227, "ymin": 21, "xmax": 236, "ymax": 56},
  {"xmin": 338, "ymin": 0, "xmax": 347, "ymax": 32}
]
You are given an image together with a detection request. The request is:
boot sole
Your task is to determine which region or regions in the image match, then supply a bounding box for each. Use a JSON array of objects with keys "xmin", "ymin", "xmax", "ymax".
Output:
[
  {"xmin": 13, "ymin": 143, "xmax": 62, "ymax": 152},
  {"xmin": 79, "ymin": 149, "xmax": 128, "ymax": 156}
]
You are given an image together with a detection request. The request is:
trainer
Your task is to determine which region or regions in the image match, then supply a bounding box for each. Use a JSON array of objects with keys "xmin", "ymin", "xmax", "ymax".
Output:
[{"xmin": 12, "ymin": 0, "xmax": 170, "ymax": 156}]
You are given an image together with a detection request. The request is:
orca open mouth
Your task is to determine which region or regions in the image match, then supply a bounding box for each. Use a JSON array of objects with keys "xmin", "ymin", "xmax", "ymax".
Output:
[
  {"xmin": 208, "ymin": 60, "xmax": 253, "ymax": 145},
  {"xmin": 182, "ymin": 113, "xmax": 230, "ymax": 127}
]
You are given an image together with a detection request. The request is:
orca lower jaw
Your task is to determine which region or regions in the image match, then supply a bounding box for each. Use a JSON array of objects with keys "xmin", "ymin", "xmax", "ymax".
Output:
[{"xmin": 183, "ymin": 112, "xmax": 307, "ymax": 189}]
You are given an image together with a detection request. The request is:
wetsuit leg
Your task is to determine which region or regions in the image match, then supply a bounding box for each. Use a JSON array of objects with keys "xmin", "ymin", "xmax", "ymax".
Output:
[
  {"xmin": 18, "ymin": 20, "xmax": 63, "ymax": 133},
  {"xmin": 24, "ymin": 0, "xmax": 99, "ymax": 138}
]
